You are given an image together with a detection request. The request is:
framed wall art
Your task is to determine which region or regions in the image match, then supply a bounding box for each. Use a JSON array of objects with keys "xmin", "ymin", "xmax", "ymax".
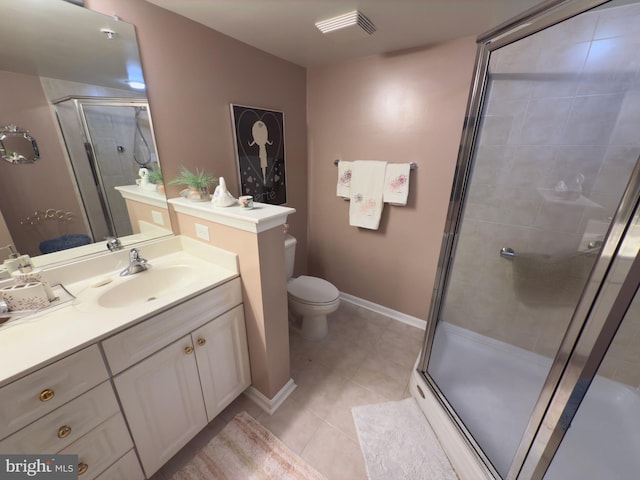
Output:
[{"xmin": 230, "ymin": 104, "xmax": 287, "ymax": 205}]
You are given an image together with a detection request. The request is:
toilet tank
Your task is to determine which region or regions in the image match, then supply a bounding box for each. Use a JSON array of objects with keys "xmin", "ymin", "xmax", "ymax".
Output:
[{"xmin": 284, "ymin": 234, "xmax": 297, "ymax": 280}]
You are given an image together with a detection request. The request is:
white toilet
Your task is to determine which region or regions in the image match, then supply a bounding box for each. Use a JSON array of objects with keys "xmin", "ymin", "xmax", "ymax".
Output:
[{"xmin": 285, "ymin": 235, "xmax": 340, "ymax": 341}]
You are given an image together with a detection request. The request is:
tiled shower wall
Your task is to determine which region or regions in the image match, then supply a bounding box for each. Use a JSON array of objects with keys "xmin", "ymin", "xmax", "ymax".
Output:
[{"xmin": 444, "ymin": 3, "xmax": 640, "ymax": 387}]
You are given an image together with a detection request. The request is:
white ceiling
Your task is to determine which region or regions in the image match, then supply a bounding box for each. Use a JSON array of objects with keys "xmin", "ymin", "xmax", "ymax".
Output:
[{"xmin": 146, "ymin": 0, "xmax": 546, "ymax": 67}]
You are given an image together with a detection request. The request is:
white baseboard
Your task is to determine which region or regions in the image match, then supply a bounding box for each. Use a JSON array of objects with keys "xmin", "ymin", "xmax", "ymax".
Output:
[
  {"xmin": 339, "ymin": 292, "xmax": 427, "ymax": 330},
  {"xmin": 244, "ymin": 378, "xmax": 297, "ymax": 415}
]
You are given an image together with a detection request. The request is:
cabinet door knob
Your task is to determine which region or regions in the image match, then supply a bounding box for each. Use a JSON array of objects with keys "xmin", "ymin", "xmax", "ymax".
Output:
[
  {"xmin": 39, "ymin": 388, "xmax": 55, "ymax": 402},
  {"xmin": 78, "ymin": 462, "xmax": 88, "ymax": 475},
  {"xmin": 184, "ymin": 346, "xmax": 194, "ymax": 355},
  {"xmin": 197, "ymin": 338, "xmax": 206, "ymax": 346},
  {"xmin": 57, "ymin": 425, "xmax": 72, "ymax": 439}
]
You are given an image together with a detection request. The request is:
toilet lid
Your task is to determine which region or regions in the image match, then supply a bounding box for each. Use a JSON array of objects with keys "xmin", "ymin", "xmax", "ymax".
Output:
[{"xmin": 288, "ymin": 275, "xmax": 339, "ymax": 304}]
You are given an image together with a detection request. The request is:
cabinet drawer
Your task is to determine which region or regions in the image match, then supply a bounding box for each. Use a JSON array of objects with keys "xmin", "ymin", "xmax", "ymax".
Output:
[
  {"xmin": 0, "ymin": 381, "xmax": 119, "ymax": 454},
  {"xmin": 95, "ymin": 449, "xmax": 144, "ymax": 480},
  {"xmin": 0, "ymin": 345, "xmax": 109, "ymax": 439},
  {"xmin": 103, "ymin": 277, "xmax": 242, "ymax": 374},
  {"xmin": 60, "ymin": 413, "xmax": 132, "ymax": 480}
]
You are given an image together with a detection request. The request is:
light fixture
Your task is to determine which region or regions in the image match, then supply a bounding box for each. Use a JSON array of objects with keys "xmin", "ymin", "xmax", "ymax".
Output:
[
  {"xmin": 126, "ymin": 80, "xmax": 146, "ymax": 90},
  {"xmin": 315, "ymin": 10, "xmax": 376, "ymax": 40}
]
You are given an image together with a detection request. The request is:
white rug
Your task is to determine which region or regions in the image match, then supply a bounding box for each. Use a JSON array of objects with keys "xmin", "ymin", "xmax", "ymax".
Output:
[{"xmin": 353, "ymin": 398, "xmax": 458, "ymax": 480}]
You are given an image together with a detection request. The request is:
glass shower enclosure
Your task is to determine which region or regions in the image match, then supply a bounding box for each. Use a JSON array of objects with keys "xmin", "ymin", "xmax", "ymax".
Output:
[
  {"xmin": 416, "ymin": 0, "xmax": 640, "ymax": 478},
  {"xmin": 54, "ymin": 97, "xmax": 159, "ymax": 242}
]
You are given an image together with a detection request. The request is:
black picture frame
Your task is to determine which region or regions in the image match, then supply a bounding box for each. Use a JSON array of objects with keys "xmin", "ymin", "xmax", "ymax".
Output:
[{"xmin": 230, "ymin": 104, "xmax": 286, "ymax": 205}]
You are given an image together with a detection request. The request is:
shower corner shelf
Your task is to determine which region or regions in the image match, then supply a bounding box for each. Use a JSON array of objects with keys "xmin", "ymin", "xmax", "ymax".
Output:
[{"xmin": 536, "ymin": 188, "xmax": 603, "ymax": 209}]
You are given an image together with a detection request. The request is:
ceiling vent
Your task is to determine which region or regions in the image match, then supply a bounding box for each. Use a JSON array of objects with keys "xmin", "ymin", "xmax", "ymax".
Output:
[{"xmin": 315, "ymin": 10, "xmax": 376, "ymax": 41}]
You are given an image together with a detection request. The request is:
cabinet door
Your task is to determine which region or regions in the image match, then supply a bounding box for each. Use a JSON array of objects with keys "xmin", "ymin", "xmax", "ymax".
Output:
[
  {"xmin": 113, "ymin": 336, "xmax": 207, "ymax": 478},
  {"xmin": 193, "ymin": 305, "xmax": 251, "ymax": 421}
]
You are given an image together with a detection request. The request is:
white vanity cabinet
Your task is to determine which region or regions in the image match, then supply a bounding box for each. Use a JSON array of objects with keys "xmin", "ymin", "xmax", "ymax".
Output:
[
  {"xmin": 103, "ymin": 280, "xmax": 250, "ymax": 477},
  {"xmin": 0, "ymin": 345, "xmax": 140, "ymax": 480}
]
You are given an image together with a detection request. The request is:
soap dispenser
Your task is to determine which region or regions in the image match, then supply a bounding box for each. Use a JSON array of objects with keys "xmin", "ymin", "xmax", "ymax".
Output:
[{"xmin": 211, "ymin": 177, "xmax": 236, "ymax": 207}]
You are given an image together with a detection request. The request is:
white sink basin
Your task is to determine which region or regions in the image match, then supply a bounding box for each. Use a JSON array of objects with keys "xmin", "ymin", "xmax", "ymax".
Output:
[
  {"xmin": 95, "ymin": 265, "xmax": 201, "ymax": 309},
  {"xmin": 71, "ymin": 253, "xmax": 221, "ymax": 311}
]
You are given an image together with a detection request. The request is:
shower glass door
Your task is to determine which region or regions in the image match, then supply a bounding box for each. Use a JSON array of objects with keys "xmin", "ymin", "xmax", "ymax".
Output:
[
  {"xmin": 422, "ymin": 1, "xmax": 640, "ymax": 477},
  {"xmin": 81, "ymin": 103, "xmax": 157, "ymax": 238},
  {"xmin": 542, "ymin": 209, "xmax": 640, "ymax": 479}
]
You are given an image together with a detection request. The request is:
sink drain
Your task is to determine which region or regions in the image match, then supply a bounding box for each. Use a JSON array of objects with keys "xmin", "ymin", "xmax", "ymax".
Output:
[{"xmin": 146, "ymin": 297, "xmax": 157, "ymax": 302}]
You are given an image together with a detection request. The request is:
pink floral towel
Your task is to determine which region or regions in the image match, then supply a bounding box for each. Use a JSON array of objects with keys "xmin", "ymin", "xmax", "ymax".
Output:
[
  {"xmin": 383, "ymin": 163, "xmax": 411, "ymax": 206},
  {"xmin": 349, "ymin": 160, "xmax": 387, "ymax": 230},
  {"xmin": 336, "ymin": 161, "xmax": 353, "ymax": 198}
]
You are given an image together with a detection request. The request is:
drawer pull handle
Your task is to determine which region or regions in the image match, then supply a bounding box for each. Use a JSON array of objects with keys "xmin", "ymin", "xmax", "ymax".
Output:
[
  {"xmin": 57, "ymin": 425, "xmax": 72, "ymax": 438},
  {"xmin": 39, "ymin": 388, "xmax": 55, "ymax": 402},
  {"xmin": 184, "ymin": 346, "xmax": 194, "ymax": 355},
  {"xmin": 78, "ymin": 462, "xmax": 88, "ymax": 475},
  {"xmin": 197, "ymin": 338, "xmax": 206, "ymax": 346}
]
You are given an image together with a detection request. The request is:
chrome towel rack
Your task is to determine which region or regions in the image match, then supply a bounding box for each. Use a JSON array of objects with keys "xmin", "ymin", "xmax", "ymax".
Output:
[{"xmin": 334, "ymin": 159, "xmax": 418, "ymax": 170}]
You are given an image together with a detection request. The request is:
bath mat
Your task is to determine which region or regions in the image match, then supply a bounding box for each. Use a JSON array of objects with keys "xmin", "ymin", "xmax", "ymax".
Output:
[
  {"xmin": 166, "ymin": 411, "xmax": 326, "ymax": 480},
  {"xmin": 353, "ymin": 398, "xmax": 458, "ymax": 480}
]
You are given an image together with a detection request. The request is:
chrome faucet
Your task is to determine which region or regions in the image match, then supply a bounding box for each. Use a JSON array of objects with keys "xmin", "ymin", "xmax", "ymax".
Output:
[
  {"xmin": 106, "ymin": 236, "xmax": 122, "ymax": 252},
  {"xmin": 120, "ymin": 248, "xmax": 149, "ymax": 276}
]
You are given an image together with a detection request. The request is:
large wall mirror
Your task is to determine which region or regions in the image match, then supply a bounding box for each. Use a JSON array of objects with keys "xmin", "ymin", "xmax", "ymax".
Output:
[{"xmin": 0, "ymin": 0, "xmax": 171, "ymax": 267}]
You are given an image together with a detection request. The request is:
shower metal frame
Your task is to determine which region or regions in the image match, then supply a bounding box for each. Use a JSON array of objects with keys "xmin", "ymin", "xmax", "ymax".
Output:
[
  {"xmin": 416, "ymin": 0, "xmax": 640, "ymax": 478},
  {"xmin": 53, "ymin": 96, "xmax": 156, "ymax": 240}
]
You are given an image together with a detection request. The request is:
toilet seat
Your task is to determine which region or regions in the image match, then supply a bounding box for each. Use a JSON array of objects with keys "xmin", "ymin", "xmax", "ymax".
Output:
[{"xmin": 287, "ymin": 275, "xmax": 339, "ymax": 305}]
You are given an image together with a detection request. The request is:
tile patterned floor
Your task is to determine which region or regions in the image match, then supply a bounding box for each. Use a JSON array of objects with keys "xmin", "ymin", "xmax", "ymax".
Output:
[{"xmin": 151, "ymin": 302, "xmax": 425, "ymax": 480}]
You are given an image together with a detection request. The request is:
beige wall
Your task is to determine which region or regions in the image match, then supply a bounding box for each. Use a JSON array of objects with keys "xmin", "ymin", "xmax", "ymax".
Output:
[
  {"xmin": 122, "ymin": 198, "xmax": 171, "ymax": 235},
  {"xmin": 86, "ymin": 0, "xmax": 309, "ymax": 274},
  {"xmin": 306, "ymin": 38, "xmax": 477, "ymax": 319},
  {"xmin": 87, "ymin": 1, "xmax": 478, "ymax": 322},
  {"xmin": 0, "ymin": 70, "xmax": 85, "ymax": 257}
]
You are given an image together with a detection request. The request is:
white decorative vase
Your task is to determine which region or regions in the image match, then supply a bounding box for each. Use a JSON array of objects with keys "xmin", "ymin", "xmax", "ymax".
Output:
[{"xmin": 211, "ymin": 177, "xmax": 236, "ymax": 207}]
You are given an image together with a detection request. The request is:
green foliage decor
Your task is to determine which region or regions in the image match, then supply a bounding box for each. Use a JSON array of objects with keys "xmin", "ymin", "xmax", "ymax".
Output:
[
  {"xmin": 146, "ymin": 169, "xmax": 163, "ymax": 185},
  {"xmin": 169, "ymin": 166, "xmax": 217, "ymax": 191}
]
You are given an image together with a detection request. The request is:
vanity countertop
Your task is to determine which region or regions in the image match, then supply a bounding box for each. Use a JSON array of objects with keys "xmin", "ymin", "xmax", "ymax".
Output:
[{"xmin": 0, "ymin": 235, "xmax": 239, "ymax": 387}]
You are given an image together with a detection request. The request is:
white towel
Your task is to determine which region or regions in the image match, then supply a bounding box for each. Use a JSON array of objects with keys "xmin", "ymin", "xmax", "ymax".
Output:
[
  {"xmin": 336, "ymin": 160, "xmax": 353, "ymax": 198},
  {"xmin": 349, "ymin": 160, "xmax": 387, "ymax": 230},
  {"xmin": 383, "ymin": 163, "xmax": 411, "ymax": 206}
]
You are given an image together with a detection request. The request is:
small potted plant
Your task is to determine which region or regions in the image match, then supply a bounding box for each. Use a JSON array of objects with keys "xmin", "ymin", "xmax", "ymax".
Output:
[
  {"xmin": 169, "ymin": 166, "xmax": 217, "ymax": 201},
  {"xmin": 146, "ymin": 169, "xmax": 164, "ymax": 193}
]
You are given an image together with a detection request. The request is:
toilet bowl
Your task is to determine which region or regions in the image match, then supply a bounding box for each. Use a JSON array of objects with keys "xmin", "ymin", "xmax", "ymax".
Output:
[
  {"xmin": 285, "ymin": 235, "xmax": 339, "ymax": 341},
  {"xmin": 288, "ymin": 275, "xmax": 340, "ymax": 340}
]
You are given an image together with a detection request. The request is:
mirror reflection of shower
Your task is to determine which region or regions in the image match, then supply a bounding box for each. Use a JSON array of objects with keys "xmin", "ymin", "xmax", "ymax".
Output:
[
  {"xmin": 132, "ymin": 106, "xmax": 157, "ymax": 168},
  {"xmin": 54, "ymin": 97, "xmax": 160, "ymax": 242}
]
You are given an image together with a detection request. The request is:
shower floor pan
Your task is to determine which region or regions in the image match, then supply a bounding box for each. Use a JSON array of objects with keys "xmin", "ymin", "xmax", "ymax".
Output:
[{"xmin": 429, "ymin": 323, "xmax": 640, "ymax": 479}]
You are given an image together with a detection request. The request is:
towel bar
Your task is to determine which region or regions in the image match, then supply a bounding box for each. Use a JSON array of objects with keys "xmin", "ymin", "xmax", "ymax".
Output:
[{"xmin": 334, "ymin": 159, "xmax": 417, "ymax": 170}]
